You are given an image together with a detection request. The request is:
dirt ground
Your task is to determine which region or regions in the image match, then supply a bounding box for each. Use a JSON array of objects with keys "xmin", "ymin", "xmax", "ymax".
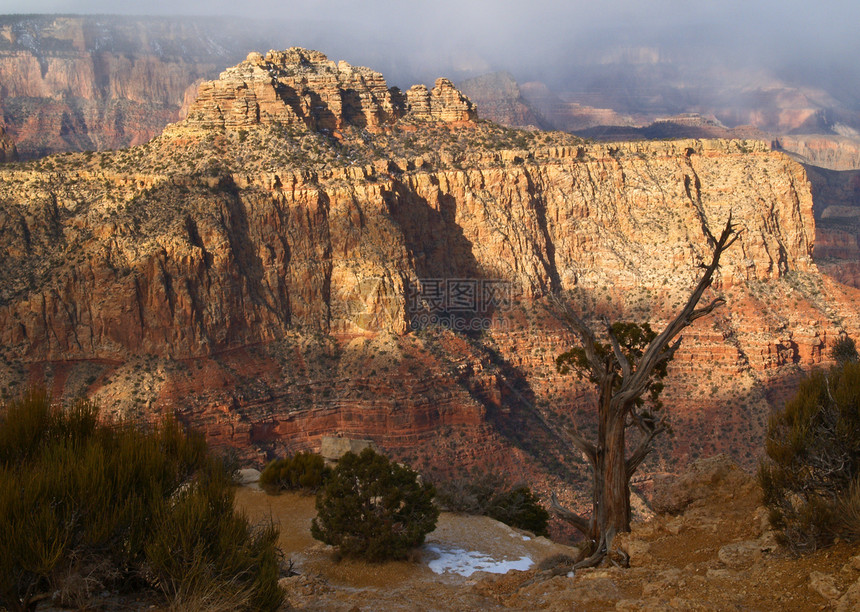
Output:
[{"xmin": 234, "ymin": 457, "xmax": 860, "ymax": 611}]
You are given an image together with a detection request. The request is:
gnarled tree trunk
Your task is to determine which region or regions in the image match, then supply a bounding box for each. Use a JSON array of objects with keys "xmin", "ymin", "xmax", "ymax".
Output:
[{"xmin": 549, "ymin": 215, "xmax": 738, "ymax": 567}]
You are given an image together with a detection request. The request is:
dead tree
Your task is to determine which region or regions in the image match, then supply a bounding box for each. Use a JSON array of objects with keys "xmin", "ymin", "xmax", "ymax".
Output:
[{"xmin": 548, "ymin": 215, "xmax": 739, "ymax": 568}]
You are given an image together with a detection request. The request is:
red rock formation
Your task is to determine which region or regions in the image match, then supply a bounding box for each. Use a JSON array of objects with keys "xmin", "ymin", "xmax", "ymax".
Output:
[
  {"xmin": 405, "ymin": 79, "xmax": 478, "ymax": 123},
  {"xmin": 2, "ymin": 51, "xmax": 859, "ymax": 508},
  {"xmin": 183, "ymin": 50, "xmax": 476, "ymax": 133},
  {"xmin": 0, "ymin": 15, "xmax": 267, "ymax": 158}
]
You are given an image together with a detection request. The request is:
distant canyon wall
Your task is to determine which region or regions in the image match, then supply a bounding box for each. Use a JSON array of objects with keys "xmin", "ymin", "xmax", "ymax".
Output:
[{"xmin": 0, "ymin": 15, "xmax": 267, "ymax": 158}]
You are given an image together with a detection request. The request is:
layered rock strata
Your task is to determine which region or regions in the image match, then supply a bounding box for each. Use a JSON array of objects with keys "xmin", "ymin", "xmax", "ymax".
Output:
[
  {"xmin": 183, "ymin": 49, "xmax": 476, "ymax": 133},
  {"xmin": 1, "ymin": 50, "xmax": 857, "ymax": 506},
  {"xmin": 0, "ymin": 15, "xmax": 269, "ymax": 158}
]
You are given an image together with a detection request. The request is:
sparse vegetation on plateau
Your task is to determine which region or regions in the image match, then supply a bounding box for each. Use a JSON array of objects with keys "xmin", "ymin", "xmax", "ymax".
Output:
[{"xmin": 0, "ymin": 390, "xmax": 283, "ymax": 612}]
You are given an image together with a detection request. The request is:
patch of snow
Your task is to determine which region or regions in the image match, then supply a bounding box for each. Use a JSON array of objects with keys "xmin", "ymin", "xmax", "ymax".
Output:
[
  {"xmin": 424, "ymin": 544, "xmax": 533, "ymax": 577},
  {"xmin": 235, "ymin": 468, "xmax": 261, "ymax": 487}
]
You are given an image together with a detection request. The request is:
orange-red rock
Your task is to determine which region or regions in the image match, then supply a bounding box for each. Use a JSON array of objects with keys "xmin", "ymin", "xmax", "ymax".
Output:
[{"xmin": 2, "ymin": 51, "xmax": 859, "ymax": 513}]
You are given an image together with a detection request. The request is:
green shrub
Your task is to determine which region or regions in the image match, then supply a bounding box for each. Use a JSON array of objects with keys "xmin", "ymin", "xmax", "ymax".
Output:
[
  {"xmin": 436, "ymin": 475, "xmax": 549, "ymax": 536},
  {"xmin": 435, "ymin": 473, "xmax": 504, "ymax": 514},
  {"xmin": 759, "ymin": 362, "xmax": 860, "ymax": 552},
  {"xmin": 0, "ymin": 391, "xmax": 283, "ymax": 611},
  {"xmin": 831, "ymin": 334, "xmax": 859, "ymax": 365},
  {"xmin": 311, "ymin": 448, "xmax": 439, "ymax": 561},
  {"xmin": 260, "ymin": 451, "xmax": 330, "ymax": 493},
  {"xmin": 487, "ymin": 486, "xmax": 550, "ymax": 537}
]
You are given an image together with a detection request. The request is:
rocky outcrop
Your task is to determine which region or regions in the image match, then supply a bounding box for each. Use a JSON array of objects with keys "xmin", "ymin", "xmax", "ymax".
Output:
[
  {"xmin": 183, "ymin": 49, "xmax": 476, "ymax": 133},
  {"xmin": 801, "ymin": 163, "xmax": 860, "ymax": 287},
  {"xmin": 319, "ymin": 437, "xmax": 379, "ymax": 466},
  {"xmin": 0, "ymin": 124, "xmax": 16, "ymax": 162},
  {"xmin": 650, "ymin": 454, "xmax": 754, "ymax": 515},
  {"xmin": 776, "ymin": 135, "xmax": 860, "ymax": 171},
  {"xmin": 405, "ymin": 78, "xmax": 478, "ymax": 123}
]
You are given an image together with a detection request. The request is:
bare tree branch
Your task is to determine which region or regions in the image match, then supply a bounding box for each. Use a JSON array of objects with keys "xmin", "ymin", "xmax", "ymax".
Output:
[
  {"xmin": 688, "ymin": 297, "xmax": 726, "ymax": 323},
  {"xmin": 618, "ymin": 214, "xmax": 737, "ymax": 405},
  {"xmin": 626, "ymin": 422, "xmax": 667, "ymax": 479},
  {"xmin": 547, "ymin": 293, "xmax": 605, "ymax": 383},
  {"xmin": 622, "ymin": 337, "xmax": 682, "ymax": 405},
  {"xmin": 659, "ymin": 338, "xmax": 682, "ymax": 364},
  {"xmin": 550, "ymin": 491, "xmax": 592, "ymax": 536},
  {"xmin": 603, "ymin": 317, "xmax": 632, "ymax": 379},
  {"xmin": 564, "ymin": 426, "xmax": 598, "ymax": 467}
]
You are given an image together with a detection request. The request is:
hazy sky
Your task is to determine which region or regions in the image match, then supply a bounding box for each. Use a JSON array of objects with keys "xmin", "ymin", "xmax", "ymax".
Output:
[{"xmin": 4, "ymin": 1, "xmax": 858, "ymax": 102}]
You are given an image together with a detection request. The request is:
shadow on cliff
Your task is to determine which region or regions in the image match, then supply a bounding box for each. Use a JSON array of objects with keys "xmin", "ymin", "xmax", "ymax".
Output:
[
  {"xmin": 385, "ymin": 181, "xmax": 480, "ymax": 280},
  {"xmin": 468, "ymin": 341, "xmax": 585, "ymax": 485},
  {"xmin": 382, "ymin": 180, "xmax": 580, "ymax": 477},
  {"xmin": 384, "ymin": 181, "xmax": 490, "ymax": 331},
  {"xmin": 221, "ymin": 178, "xmax": 275, "ymax": 298}
]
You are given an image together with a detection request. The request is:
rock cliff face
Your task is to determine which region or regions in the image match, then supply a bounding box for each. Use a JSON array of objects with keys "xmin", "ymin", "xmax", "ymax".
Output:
[
  {"xmin": 183, "ymin": 49, "xmax": 476, "ymax": 133},
  {"xmin": 458, "ymin": 72, "xmax": 547, "ymax": 129},
  {"xmin": 800, "ymin": 163, "xmax": 860, "ymax": 288},
  {"xmin": 0, "ymin": 15, "xmax": 271, "ymax": 158},
  {"xmin": 775, "ymin": 135, "xmax": 860, "ymax": 171},
  {"xmin": 1, "ymin": 50, "xmax": 857, "ymax": 506},
  {"xmin": 0, "ymin": 124, "xmax": 16, "ymax": 162}
]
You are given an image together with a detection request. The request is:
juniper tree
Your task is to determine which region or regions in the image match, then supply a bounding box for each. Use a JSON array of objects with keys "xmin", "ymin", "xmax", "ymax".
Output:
[{"xmin": 548, "ymin": 216, "xmax": 738, "ymax": 567}]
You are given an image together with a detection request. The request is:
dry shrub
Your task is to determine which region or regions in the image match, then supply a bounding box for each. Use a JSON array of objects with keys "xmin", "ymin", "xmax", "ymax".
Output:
[
  {"xmin": 759, "ymin": 362, "xmax": 860, "ymax": 552},
  {"xmin": 259, "ymin": 451, "xmax": 330, "ymax": 493},
  {"xmin": 0, "ymin": 390, "xmax": 283, "ymax": 611}
]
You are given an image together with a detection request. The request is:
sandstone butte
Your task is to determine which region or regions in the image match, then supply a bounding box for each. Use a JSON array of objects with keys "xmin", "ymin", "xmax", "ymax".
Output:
[{"xmin": 1, "ymin": 47, "xmax": 859, "ymax": 517}]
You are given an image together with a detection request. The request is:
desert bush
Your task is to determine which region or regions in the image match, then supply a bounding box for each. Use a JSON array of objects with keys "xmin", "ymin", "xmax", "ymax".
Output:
[
  {"xmin": 0, "ymin": 391, "xmax": 283, "ymax": 611},
  {"xmin": 144, "ymin": 462, "xmax": 283, "ymax": 611},
  {"xmin": 311, "ymin": 448, "xmax": 439, "ymax": 561},
  {"xmin": 830, "ymin": 334, "xmax": 859, "ymax": 365},
  {"xmin": 434, "ymin": 473, "xmax": 504, "ymax": 514},
  {"xmin": 260, "ymin": 451, "xmax": 330, "ymax": 493},
  {"xmin": 759, "ymin": 362, "xmax": 860, "ymax": 551},
  {"xmin": 487, "ymin": 486, "xmax": 550, "ymax": 537},
  {"xmin": 436, "ymin": 474, "xmax": 549, "ymax": 536}
]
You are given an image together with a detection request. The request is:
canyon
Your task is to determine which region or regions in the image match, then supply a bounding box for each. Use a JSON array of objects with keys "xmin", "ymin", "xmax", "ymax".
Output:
[
  {"xmin": 0, "ymin": 15, "xmax": 274, "ymax": 159},
  {"xmin": 1, "ymin": 46, "xmax": 859, "ymax": 522}
]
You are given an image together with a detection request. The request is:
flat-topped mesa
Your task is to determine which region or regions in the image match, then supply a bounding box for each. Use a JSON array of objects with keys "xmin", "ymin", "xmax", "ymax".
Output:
[{"xmin": 181, "ymin": 48, "xmax": 477, "ymax": 133}]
